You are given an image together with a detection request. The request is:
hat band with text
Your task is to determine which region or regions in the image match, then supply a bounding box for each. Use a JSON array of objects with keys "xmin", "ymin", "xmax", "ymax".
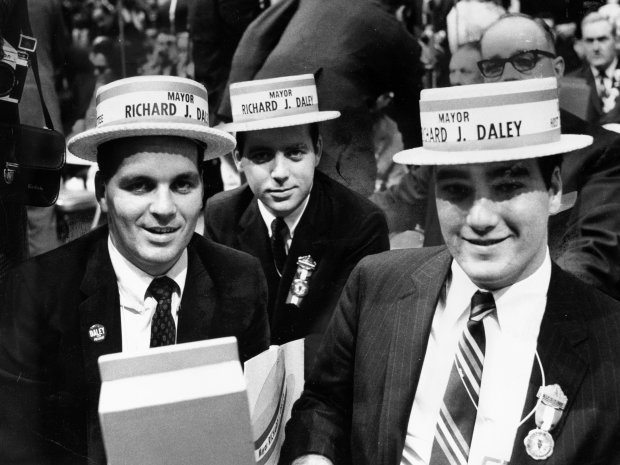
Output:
[
  {"xmin": 420, "ymin": 87, "xmax": 561, "ymax": 151},
  {"xmin": 95, "ymin": 80, "xmax": 210, "ymax": 128},
  {"xmin": 230, "ymin": 76, "xmax": 319, "ymax": 123}
]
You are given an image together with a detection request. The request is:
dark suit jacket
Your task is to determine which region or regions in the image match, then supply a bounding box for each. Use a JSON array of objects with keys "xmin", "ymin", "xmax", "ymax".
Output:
[
  {"xmin": 205, "ymin": 171, "xmax": 389, "ymax": 353},
  {"xmin": 280, "ymin": 247, "xmax": 620, "ymax": 465},
  {"xmin": 218, "ymin": 0, "xmax": 423, "ymax": 196},
  {"xmin": 0, "ymin": 226, "xmax": 269, "ymax": 465},
  {"xmin": 567, "ymin": 63, "xmax": 620, "ymax": 125},
  {"xmin": 423, "ymin": 109, "xmax": 620, "ymax": 301}
]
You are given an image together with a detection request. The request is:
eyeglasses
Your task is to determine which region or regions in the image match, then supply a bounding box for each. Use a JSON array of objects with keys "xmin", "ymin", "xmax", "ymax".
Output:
[{"xmin": 477, "ymin": 49, "xmax": 556, "ymax": 78}]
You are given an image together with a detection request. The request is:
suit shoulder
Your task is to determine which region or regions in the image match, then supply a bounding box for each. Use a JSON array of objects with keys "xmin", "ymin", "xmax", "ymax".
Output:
[
  {"xmin": 189, "ymin": 233, "xmax": 261, "ymax": 272},
  {"xmin": 356, "ymin": 246, "xmax": 449, "ymax": 276},
  {"xmin": 205, "ymin": 184, "xmax": 253, "ymax": 214},
  {"xmin": 2, "ymin": 227, "xmax": 108, "ymax": 295},
  {"xmin": 317, "ymin": 171, "xmax": 385, "ymax": 217}
]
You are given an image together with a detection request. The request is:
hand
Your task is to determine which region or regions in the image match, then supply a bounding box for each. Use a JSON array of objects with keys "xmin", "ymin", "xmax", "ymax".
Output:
[{"xmin": 291, "ymin": 454, "xmax": 334, "ymax": 465}]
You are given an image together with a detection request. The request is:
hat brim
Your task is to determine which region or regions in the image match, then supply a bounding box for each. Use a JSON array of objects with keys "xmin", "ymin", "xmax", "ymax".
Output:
[
  {"xmin": 67, "ymin": 122, "xmax": 237, "ymax": 162},
  {"xmin": 65, "ymin": 150, "xmax": 97, "ymax": 166},
  {"xmin": 393, "ymin": 134, "xmax": 593, "ymax": 165},
  {"xmin": 218, "ymin": 111, "xmax": 340, "ymax": 133}
]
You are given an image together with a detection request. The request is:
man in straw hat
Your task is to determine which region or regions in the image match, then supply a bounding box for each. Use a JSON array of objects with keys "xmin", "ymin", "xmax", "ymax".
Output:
[
  {"xmin": 0, "ymin": 75, "xmax": 269, "ymax": 464},
  {"xmin": 424, "ymin": 13, "xmax": 620, "ymax": 302},
  {"xmin": 279, "ymin": 78, "xmax": 620, "ymax": 465},
  {"xmin": 204, "ymin": 74, "xmax": 389, "ymax": 368}
]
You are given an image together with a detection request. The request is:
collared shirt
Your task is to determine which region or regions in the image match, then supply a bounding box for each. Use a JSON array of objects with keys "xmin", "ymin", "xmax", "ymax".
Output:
[
  {"xmin": 401, "ymin": 250, "xmax": 551, "ymax": 465},
  {"xmin": 258, "ymin": 193, "xmax": 311, "ymax": 252},
  {"xmin": 108, "ymin": 237, "xmax": 188, "ymax": 353},
  {"xmin": 592, "ymin": 57, "xmax": 619, "ymax": 99}
]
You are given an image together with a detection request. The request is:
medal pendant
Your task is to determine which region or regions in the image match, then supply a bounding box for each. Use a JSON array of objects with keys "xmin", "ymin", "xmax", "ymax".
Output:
[
  {"xmin": 286, "ymin": 255, "xmax": 316, "ymax": 307},
  {"xmin": 524, "ymin": 428, "xmax": 554, "ymax": 460}
]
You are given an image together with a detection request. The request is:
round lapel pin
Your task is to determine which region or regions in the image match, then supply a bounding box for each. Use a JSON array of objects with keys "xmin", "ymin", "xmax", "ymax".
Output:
[{"xmin": 88, "ymin": 324, "xmax": 106, "ymax": 342}]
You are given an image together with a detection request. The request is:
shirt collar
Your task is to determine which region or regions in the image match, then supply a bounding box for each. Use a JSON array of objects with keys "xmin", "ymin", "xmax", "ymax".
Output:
[
  {"xmin": 108, "ymin": 236, "xmax": 188, "ymax": 312},
  {"xmin": 447, "ymin": 248, "xmax": 551, "ymax": 338},
  {"xmin": 258, "ymin": 192, "xmax": 311, "ymax": 239},
  {"xmin": 593, "ymin": 57, "xmax": 618, "ymax": 79}
]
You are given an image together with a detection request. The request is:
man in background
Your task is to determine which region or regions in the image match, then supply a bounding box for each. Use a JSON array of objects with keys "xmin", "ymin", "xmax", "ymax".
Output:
[
  {"xmin": 205, "ymin": 74, "xmax": 389, "ymax": 369},
  {"xmin": 568, "ymin": 11, "xmax": 620, "ymax": 124}
]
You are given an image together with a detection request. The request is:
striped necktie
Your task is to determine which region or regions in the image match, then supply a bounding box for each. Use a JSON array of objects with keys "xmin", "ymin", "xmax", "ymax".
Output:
[{"xmin": 430, "ymin": 290, "xmax": 496, "ymax": 465}]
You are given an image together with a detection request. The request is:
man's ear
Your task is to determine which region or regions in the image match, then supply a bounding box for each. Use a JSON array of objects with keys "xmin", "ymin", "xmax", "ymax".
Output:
[
  {"xmin": 94, "ymin": 171, "xmax": 109, "ymax": 213},
  {"xmin": 553, "ymin": 55, "xmax": 565, "ymax": 78},
  {"xmin": 548, "ymin": 165, "xmax": 563, "ymax": 215},
  {"xmin": 314, "ymin": 135, "xmax": 323, "ymax": 167},
  {"xmin": 232, "ymin": 149, "xmax": 243, "ymax": 170}
]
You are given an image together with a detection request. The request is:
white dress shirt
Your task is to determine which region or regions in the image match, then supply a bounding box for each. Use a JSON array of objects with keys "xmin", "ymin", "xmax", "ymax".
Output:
[
  {"xmin": 258, "ymin": 193, "xmax": 311, "ymax": 252},
  {"xmin": 401, "ymin": 250, "xmax": 551, "ymax": 465},
  {"xmin": 108, "ymin": 237, "xmax": 187, "ymax": 353}
]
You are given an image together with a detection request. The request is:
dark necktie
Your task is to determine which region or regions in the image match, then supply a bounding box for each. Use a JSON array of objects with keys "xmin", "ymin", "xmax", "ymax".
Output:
[
  {"xmin": 148, "ymin": 276, "xmax": 178, "ymax": 347},
  {"xmin": 430, "ymin": 290, "xmax": 496, "ymax": 465},
  {"xmin": 271, "ymin": 217, "xmax": 289, "ymax": 275},
  {"xmin": 599, "ymin": 71, "xmax": 609, "ymax": 100}
]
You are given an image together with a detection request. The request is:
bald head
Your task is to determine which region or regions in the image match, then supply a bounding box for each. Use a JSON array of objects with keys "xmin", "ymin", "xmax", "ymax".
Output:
[{"xmin": 480, "ymin": 14, "xmax": 564, "ymax": 81}]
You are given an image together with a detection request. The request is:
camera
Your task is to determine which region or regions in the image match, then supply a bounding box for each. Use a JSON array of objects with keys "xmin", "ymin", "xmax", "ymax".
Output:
[{"xmin": 0, "ymin": 35, "xmax": 34, "ymax": 103}]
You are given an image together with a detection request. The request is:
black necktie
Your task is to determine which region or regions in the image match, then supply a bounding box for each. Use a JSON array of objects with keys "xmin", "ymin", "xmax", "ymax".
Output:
[
  {"xmin": 148, "ymin": 276, "xmax": 178, "ymax": 347},
  {"xmin": 430, "ymin": 290, "xmax": 496, "ymax": 464},
  {"xmin": 599, "ymin": 71, "xmax": 609, "ymax": 100},
  {"xmin": 271, "ymin": 217, "xmax": 289, "ymax": 275}
]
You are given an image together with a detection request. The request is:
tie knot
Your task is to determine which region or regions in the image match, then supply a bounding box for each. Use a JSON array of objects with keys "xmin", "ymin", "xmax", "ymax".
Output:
[
  {"xmin": 271, "ymin": 217, "xmax": 289, "ymax": 239},
  {"xmin": 469, "ymin": 290, "xmax": 496, "ymax": 322},
  {"xmin": 148, "ymin": 276, "xmax": 178, "ymax": 301}
]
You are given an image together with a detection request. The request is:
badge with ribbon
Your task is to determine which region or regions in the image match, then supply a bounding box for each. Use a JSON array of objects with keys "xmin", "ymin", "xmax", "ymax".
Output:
[
  {"xmin": 524, "ymin": 384, "xmax": 567, "ymax": 460},
  {"xmin": 286, "ymin": 255, "xmax": 316, "ymax": 307}
]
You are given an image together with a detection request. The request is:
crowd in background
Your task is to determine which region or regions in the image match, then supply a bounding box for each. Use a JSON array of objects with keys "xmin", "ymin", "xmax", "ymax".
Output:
[{"xmin": 21, "ymin": 0, "xmax": 620, "ymax": 257}]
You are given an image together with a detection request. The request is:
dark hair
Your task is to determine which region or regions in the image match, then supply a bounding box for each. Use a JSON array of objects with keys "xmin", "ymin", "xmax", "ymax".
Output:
[
  {"xmin": 96, "ymin": 136, "xmax": 205, "ymax": 181},
  {"xmin": 235, "ymin": 123, "xmax": 321, "ymax": 157},
  {"xmin": 91, "ymin": 35, "xmax": 122, "ymax": 77},
  {"xmin": 536, "ymin": 154, "xmax": 562, "ymax": 189}
]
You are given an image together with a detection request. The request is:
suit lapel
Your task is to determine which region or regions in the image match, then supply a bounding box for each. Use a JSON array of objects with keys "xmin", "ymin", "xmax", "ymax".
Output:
[
  {"xmin": 380, "ymin": 250, "xmax": 452, "ymax": 465},
  {"xmin": 177, "ymin": 242, "xmax": 217, "ymax": 342},
  {"xmin": 511, "ymin": 264, "xmax": 589, "ymax": 464},
  {"xmin": 78, "ymin": 236, "xmax": 122, "ymax": 404},
  {"xmin": 586, "ymin": 66, "xmax": 604, "ymax": 118},
  {"xmin": 278, "ymin": 183, "xmax": 329, "ymax": 303}
]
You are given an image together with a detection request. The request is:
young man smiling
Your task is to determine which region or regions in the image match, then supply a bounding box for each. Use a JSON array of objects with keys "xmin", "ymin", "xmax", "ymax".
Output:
[
  {"xmin": 280, "ymin": 79, "xmax": 620, "ymax": 465},
  {"xmin": 205, "ymin": 74, "xmax": 389, "ymax": 365},
  {"xmin": 0, "ymin": 76, "xmax": 269, "ymax": 464}
]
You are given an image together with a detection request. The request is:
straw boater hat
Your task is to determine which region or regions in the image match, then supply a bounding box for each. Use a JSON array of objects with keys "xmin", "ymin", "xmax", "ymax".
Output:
[
  {"xmin": 67, "ymin": 75, "xmax": 236, "ymax": 162},
  {"xmin": 218, "ymin": 74, "xmax": 340, "ymax": 133},
  {"xmin": 393, "ymin": 77, "xmax": 592, "ymax": 166}
]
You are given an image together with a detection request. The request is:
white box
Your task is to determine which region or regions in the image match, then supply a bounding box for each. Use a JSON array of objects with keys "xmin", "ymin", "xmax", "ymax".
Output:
[{"xmin": 98, "ymin": 337, "xmax": 255, "ymax": 465}]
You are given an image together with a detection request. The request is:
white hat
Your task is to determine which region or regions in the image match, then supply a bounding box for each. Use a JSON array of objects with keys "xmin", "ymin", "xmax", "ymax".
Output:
[
  {"xmin": 67, "ymin": 76, "xmax": 236, "ymax": 162},
  {"xmin": 218, "ymin": 74, "xmax": 340, "ymax": 132},
  {"xmin": 393, "ymin": 77, "xmax": 592, "ymax": 165}
]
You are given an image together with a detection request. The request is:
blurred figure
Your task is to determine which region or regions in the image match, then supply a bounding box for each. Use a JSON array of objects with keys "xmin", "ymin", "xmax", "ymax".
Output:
[
  {"xmin": 568, "ymin": 12, "xmax": 620, "ymax": 123},
  {"xmin": 68, "ymin": 36, "xmax": 121, "ymax": 138},
  {"xmin": 449, "ymin": 41, "xmax": 484, "ymax": 85},
  {"xmin": 446, "ymin": 0, "xmax": 505, "ymax": 54},
  {"xmin": 141, "ymin": 31, "xmax": 178, "ymax": 75},
  {"xmin": 189, "ymin": 0, "xmax": 268, "ymax": 123},
  {"xmin": 18, "ymin": 0, "xmax": 68, "ymax": 257},
  {"xmin": 369, "ymin": 42, "xmax": 483, "ymax": 249},
  {"xmin": 175, "ymin": 31, "xmax": 194, "ymax": 78},
  {"xmin": 221, "ymin": 0, "xmax": 423, "ymax": 198}
]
